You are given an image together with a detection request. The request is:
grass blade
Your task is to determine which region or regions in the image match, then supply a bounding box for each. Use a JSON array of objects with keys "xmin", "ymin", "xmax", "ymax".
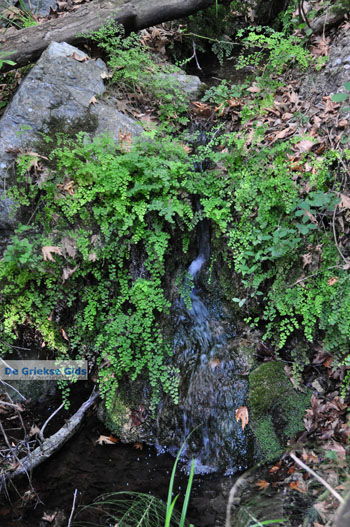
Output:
[{"xmin": 179, "ymin": 459, "xmax": 196, "ymax": 527}]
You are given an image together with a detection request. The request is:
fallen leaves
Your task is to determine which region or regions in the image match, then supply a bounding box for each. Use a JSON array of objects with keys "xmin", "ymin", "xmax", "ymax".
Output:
[
  {"xmin": 339, "ymin": 193, "xmax": 350, "ymax": 209},
  {"xmin": 327, "ymin": 277, "xmax": 338, "ymax": 286},
  {"xmin": 41, "ymin": 246, "xmax": 62, "ymax": 262},
  {"xmin": 96, "ymin": 435, "xmax": 120, "ymax": 445},
  {"xmin": 62, "ymin": 266, "xmax": 78, "ymax": 282},
  {"xmin": 289, "ymin": 480, "xmax": 307, "ymax": 493},
  {"xmin": 57, "ymin": 179, "xmax": 75, "ymax": 196},
  {"xmin": 256, "ymin": 479, "xmax": 270, "ymax": 489},
  {"xmin": 235, "ymin": 406, "xmax": 249, "ymax": 431},
  {"xmin": 69, "ymin": 52, "xmax": 89, "ymax": 62}
]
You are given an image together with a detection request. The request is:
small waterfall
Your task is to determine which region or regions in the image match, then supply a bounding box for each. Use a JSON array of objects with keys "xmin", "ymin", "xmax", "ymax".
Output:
[
  {"xmin": 168, "ymin": 221, "xmax": 252, "ymax": 474},
  {"xmin": 152, "ymin": 130, "xmax": 253, "ymax": 474}
]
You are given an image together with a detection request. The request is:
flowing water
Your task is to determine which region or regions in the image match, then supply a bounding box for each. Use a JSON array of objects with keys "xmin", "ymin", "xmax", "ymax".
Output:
[{"xmin": 153, "ymin": 219, "xmax": 253, "ymax": 474}]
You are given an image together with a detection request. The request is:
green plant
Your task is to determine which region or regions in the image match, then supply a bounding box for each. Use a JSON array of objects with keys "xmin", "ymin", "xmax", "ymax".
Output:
[
  {"xmin": 1, "ymin": 131, "xmax": 202, "ymax": 407},
  {"xmin": 165, "ymin": 441, "xmax": 196, "ymax": 527},
  {"xmin": 82, "ymin": 21, "xmax": 189, "ymax": 125},
  {"xmin": 331, "ymin": 82, "xmax": 350, "ymax": 112},
  {"xmin": 0, "ymin": 1, "xmax": 37, "ymax": 29},
  {"xmin": 202, "ymin": 80, "xmax": 247, "ymax": 106},
  {"xmin": 73, "ymin": 440, "xmax": 196, "ymax": 527},
  {"xmin": 236, "ymin": 25, "xmax": 312, "ymax": 88},
  {"xmin": 0, "ymin": 51, "xmax": 16, "ymax": 70}
]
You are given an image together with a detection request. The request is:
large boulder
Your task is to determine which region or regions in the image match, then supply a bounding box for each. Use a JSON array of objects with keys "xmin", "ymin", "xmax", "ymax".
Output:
[{"xmin": 0, "ymin": 41, "xmax": 142, "ymax": 246}]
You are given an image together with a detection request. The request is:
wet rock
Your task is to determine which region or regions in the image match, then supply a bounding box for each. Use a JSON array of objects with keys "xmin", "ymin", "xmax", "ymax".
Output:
[
  {"xmin": 104, "ymin": 292, "xmax": 258, "ymax": 473},
  {"xmin": 0, "ymin": 41, "xmax": 142, "ymax": 246},
  {"xmin": 248, "ymin": 361, "xmax": 311, "ymax": 461}
]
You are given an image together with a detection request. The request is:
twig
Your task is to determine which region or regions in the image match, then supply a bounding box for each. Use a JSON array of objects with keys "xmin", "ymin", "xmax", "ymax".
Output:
[
  {"xmin": 0, "ymin": 391, "xmax": 99, "ymax": 492},
  {"xmin": 332, "ymin": 205, "xmax": 348, "ymax": 264},
  {"xmin": 0, "ymin": 400, "xmax": 24, "ymax": 410},
  {"xmin": 225, "ymin": 466, "xmax": 257, "ymax": 527},
  {"xmin": 290, "ymin": 452, "xmax": 344, "ymax": 504},
  {"xmin": 0, "ymin": 380, "xmax": 27, "ymax": 401},
  {"xmin": 191, "ymin": 40, "xmax": 202, "ymax": 71},
  {"xmin": 298, "ymin": 0, "xmax": 313, "ymax": 30},
  {"xmin": 67, "ymin": 488, "xmax": 78, "ymax": 527},
  {"xmin": 39, "ymin": 402, "xmax": 64, "ymax": 441}
]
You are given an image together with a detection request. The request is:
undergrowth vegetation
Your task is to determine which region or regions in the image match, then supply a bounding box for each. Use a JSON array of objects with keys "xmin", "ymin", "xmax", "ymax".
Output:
[
  {"xmin": 1, "ymin": 1, "xmax": 349, "ymax": 410},
  {"xmin": 1, "ymin": 126, "xmax": 349, "ymax": 405}
]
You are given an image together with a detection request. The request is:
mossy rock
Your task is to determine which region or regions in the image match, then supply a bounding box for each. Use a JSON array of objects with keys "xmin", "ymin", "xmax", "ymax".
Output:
[
  {"xmin": 248, "ymin": 361, "xmax": 310, "ymax": 461},
  {"xmin": 103, "ymin": 392, "xmax": 129, "ymax": 437}
]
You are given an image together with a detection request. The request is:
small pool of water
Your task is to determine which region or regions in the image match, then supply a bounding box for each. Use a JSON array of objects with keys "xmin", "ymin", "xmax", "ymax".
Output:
[{"xmin": 1, "ymin": 413, "xmax": 235, "ymax": 526}]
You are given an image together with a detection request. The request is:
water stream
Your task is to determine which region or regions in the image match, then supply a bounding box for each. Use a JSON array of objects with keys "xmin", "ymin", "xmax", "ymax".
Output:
[{"xmin": 154, "ymin": 217, "xmax": 253, "ymax": 475}]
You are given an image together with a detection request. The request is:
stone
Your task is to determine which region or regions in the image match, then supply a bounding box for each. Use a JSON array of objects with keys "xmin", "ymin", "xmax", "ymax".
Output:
[
  {"xmin": 157, "ymin": 73, "xmax": 204, "ymax": 100},
  {"xmin": 0, "ymin": 41, "xmax": 142, "ymax": 247},
  {"xmin": 92, "ymin": 102, "xmax": 142, "ymax": 141},
  {"xmin": 248, "ymin": 361, "xmax": 311, "ymax": 461},
  {"xmin": 300, "ymin": 27, "xmax": 350, "ymax": 104},
  {"xmin": 23, "ymin": 0, "xmax": 58, "ymax": 17}
]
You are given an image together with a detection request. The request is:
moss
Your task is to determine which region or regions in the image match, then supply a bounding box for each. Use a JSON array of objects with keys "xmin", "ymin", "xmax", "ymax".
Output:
[
  {"xmin": 254, "ymin": 415, "xmax": 283, "ymax": 460},
  {"xmin": 104, "ymin": 393, "xmax": 129, "ymax": 436},
  {"xmin": 248, "ymin": 361, "xmax": 310, "ymax": 461}
]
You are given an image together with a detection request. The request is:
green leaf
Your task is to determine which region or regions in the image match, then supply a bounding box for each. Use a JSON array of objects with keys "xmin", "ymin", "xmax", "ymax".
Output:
[{"xmin": 331, "ymin": 92, "xmax": 348, "ymax": 103}]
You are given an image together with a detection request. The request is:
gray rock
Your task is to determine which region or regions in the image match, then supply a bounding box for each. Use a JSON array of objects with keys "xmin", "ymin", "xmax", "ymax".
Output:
[
  {"xmin": 158, "ymin": 72, "xmax": 204, "ymax": 100},
  {"xmin": 300, "ymin": 28, "xmax": 350, "ymax": 102},
  {"xmin": 92, "ymin": 102, "xmax": 143, "ymax": 141},
  {"xmin": 0, "ymin": 41, "xmax": 142, "ymax": 244},
  {"xmin": 23, "ymin": 0, "xmax": 57, "ymax": 17}
]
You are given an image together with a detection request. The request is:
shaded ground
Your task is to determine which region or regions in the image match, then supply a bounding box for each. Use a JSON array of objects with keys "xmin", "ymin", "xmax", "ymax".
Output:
[{"xmin": 0, "ymin": 388, "xmax": 234, "ymax": 527}]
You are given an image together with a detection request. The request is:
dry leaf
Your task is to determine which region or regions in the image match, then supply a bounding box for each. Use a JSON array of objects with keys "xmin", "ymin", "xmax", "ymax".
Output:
[
  {"xmin": 247, "ymin": 85, "xmax": 261, "ymax": 93},
  {"xmin": 61, "ymin": 237, "xmax": 77, "ymax": 259},
  {"xmin": 295, "ymin": 139, "xmax": 315, "ymax": 153},
  {"xmin": 118, "ymin": 131, "xmax": 133, "ymax": 152},
  {"xmin": 256, "ymin": 479, "xmax": 270, "ymax": 489},
  {"xmin": 96, "ymin": 435, "xmax": 119, "ymax": 445},
  {"xmin": 60, "ymin": 328, "xmax": 69, "ymax": 341},
  {"xmin": 209, "ymin": 358, "xmax": 221, "ymax": 370},
  {"xmin": 327, "ymin": 277, "xmax": 338, "ymax": 286},
  {"xmin": 339, "ymin": 193, "xmax": 350, "ymax": 209},
  {"xmin": 42, "ymin": 246, "xmax": 62, "ymax": 261},
  {"xmin": 101, "ymin": 71, "xmax": 112, "ymax": 79},
  {"xmin": 42, "ymin": 512, "xmax": 57, "ymax": 522},
  {"xmin": 57, "ymin": 179, "xmax": 75, "ymax": 196},
  {"xmin": 62, "ymin": 266, "xmax": 78, "ymax": 282},
  {"xmin": 302, "ymin": 253, "xmax": 312, "ymax": 267},
  {"xmin": 235, "ymin": 406, "xmax": 249, "ymax": 431},
  {"xmin": 29, "ymin": 424, "xmax": 41, "ymax": 436},
  {"xmin": 69, "ymin": 52, "xmax": 88, "ymax": 62},
  {"xmin": 289, "ymin": 480, "xmax": 307, "ymax": 493},
  {"xmin": 270, "ymin": 126, "xmax": 295, "ymax": 142}
]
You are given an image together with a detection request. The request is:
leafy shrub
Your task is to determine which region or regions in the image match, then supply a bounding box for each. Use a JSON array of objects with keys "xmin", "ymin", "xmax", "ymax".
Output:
[
  {"xmin": 1, "ymin": 132, "xmax": 200, "ymax": 407},
  {"xmin": 83, "ymin": 22, "xmax": 189, "ymax": 125}
]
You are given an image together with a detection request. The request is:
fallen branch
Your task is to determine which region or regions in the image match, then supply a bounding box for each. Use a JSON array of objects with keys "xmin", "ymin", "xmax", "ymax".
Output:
[
  {"xmin": 0, "ymin": 0, "xmax": 213, "ymax": 70},
  {"xmin": 0, "ymin": 390, "xmax": 99, "ymax": 492}
]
